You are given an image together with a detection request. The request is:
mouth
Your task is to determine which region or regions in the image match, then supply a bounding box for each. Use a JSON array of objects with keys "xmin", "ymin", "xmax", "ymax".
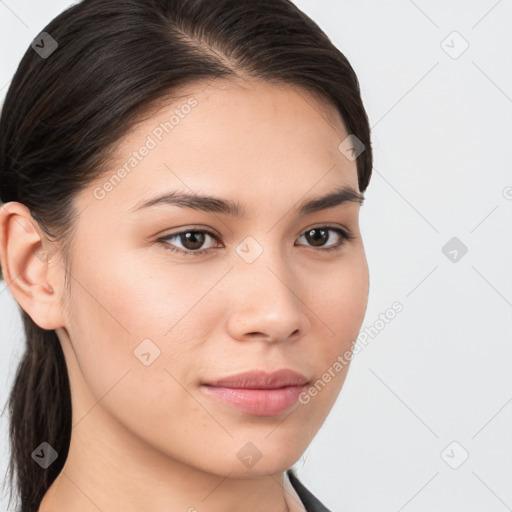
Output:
[
  {"xmin": 200, "ymin": 385, "xmax": 307, "ymax": 416},
  {"xmin": 200, "ymin": 369, "xmax": 309, "ymax": 416}
]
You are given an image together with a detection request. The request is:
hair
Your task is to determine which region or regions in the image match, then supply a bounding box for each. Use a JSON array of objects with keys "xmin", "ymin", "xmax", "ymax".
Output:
[{"xmin": 0, "ymin": 0, "xmax": 373, "ymax": 510}]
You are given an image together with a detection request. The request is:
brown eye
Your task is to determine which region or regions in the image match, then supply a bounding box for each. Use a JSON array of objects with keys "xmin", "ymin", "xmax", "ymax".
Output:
[
  {"xmin": 296, "ymin": 226, "xmax": 354, "ymax": 251},
  {"xmin": 304, "ymin": 228, "xmax": 329, "ymax": 247},
  {"xmin": 177, "ymin": 231, "xmax": 207, "ymax": 251},
  {"xmin": 160, "ymin": 228, "xmax": 220, "ymax": 256}
]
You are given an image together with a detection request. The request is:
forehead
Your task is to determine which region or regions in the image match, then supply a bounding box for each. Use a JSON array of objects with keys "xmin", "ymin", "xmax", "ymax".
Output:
[{"xmin": 78, "ymin": 78, "xmax": 358, "ymax": 216}]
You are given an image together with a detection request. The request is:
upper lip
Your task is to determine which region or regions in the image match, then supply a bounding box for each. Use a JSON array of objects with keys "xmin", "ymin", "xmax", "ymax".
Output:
[{"xmin": 204, "ymin": 369, "xmax": 309, "ymax": 389}]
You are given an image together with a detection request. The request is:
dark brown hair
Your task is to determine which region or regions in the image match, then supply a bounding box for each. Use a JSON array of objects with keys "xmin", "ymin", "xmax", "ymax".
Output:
[{"xmin": 0, "ymin": 0, "xmax": 373, "ymax": 510}]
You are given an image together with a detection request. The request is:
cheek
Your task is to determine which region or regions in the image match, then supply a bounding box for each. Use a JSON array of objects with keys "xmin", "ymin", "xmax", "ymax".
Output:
[
  {"xmin": 64, "ymin": 249, "xmax": 182, "ymax": 395},
  {"xmin": 65, "ymin": 246, "xmax": 223, "ymax": 404},
  {"xmin": 282, "ymin": 253, "xmax": 369, "ymax": 420},
  {"xmin": 71, "ymin": 244, "xmax": 208, "ymax": 343},
  {"xmin": 65, "ymin": 261, "xmax": 207, "ymax": 454},
  {"xmin": 308, "ymin": 253, "xmax": 369, "ymax": 349}
]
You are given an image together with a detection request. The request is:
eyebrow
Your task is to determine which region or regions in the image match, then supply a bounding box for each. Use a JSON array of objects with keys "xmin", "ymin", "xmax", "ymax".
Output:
[{"xmin": 130, "ymin": 185, "xmax": 364, "ymax": 217}]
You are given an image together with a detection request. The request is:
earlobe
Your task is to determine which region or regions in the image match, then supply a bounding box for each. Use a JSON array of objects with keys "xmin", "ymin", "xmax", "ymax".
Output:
[{"xmin": 0, "ymin": 201, "xmax": 65, "ymax": 330}]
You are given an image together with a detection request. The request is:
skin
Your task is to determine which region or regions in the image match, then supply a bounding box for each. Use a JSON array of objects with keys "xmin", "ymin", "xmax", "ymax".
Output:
[{"xmin": 0, "ymin": 78, "xmax": 370, "ymax": 512}]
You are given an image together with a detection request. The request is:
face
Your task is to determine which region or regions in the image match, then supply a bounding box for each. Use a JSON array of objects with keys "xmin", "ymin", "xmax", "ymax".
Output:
[{"xmin": 54, "ymin": 78, "xmax": 369, "ymax": 477}]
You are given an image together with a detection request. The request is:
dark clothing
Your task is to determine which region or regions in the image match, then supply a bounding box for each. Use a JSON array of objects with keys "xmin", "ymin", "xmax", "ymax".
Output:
[{"xmin": 286, "ymin": 469, "xmax": 332, "ymax": 512}]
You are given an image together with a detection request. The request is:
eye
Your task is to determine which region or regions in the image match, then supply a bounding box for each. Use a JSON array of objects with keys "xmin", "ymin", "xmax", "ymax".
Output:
[
  {"xmin": 296, "ymin": 225, "xmax": 355, "ymax": 252},
  {"xmin": 158, "ymin": 228, "xmax": 220, "ymax": 257},
  {"xmin": 158, "ymin": 225, "xmax": 355, "ymax": 257}
]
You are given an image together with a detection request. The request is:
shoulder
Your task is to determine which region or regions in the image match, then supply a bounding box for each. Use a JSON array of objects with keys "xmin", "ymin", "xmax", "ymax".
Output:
[{"xmin": 286, "ymin": 468, "xmax": 332, "ymax": 512}]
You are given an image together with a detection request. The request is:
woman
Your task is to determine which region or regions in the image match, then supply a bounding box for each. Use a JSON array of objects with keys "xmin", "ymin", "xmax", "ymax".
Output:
[{"xmin": 0, "ymin": 0, "xmax": 373, "ymax": 510}]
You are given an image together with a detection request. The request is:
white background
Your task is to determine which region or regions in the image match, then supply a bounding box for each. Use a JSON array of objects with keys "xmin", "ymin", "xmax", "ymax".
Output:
[{"xmin": 1, "ymin": 1, "xmax": 511, "ymax": 511}]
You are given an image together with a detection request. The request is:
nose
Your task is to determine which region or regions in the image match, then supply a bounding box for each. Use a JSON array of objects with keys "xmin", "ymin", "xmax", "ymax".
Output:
[{"xmin": 225, "ymin": 253, "xmax": 310, "ymax": 344}]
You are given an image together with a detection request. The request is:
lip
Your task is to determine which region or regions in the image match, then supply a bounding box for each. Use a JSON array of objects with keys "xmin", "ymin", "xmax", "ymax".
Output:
[
  {"xmin": 204, "ymin": 369, "xmax": 309, "ymax": 389},
  {"xmin": 200, "ymin": 369, "xmax": 309, "ymax": 416}
]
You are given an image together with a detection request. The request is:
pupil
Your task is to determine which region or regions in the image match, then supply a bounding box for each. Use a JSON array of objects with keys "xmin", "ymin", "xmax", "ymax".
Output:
[
  {"xmin": 182, "ymin": 231, "xmax": 205, "ymax": 250},
  {"xmin": 306, "ymin": 228, "xmax": 327, "ymax": 247}
]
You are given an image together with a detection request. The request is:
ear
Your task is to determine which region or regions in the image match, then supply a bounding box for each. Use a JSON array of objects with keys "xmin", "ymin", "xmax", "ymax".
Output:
[{"xmin": 0, "ymin": 201, "xmax": 67, "ymax": 330}]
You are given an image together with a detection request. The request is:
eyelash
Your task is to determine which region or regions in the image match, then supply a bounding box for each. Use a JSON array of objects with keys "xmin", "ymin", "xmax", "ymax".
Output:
[{"xmin": 157, "ymin": 225, "xmax": 356, "ymax": 257}]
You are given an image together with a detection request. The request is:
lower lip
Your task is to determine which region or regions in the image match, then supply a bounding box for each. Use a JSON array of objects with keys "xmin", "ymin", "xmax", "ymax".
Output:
[{"xmin": 200, "ymin": 385, "xmax": 306, "ymax": 416}]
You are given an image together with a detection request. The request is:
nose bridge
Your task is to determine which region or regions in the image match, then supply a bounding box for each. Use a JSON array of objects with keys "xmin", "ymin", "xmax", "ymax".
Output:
[{"xmin": 234, "ymin": 232, "xmax": 295, "ymax": 297}]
